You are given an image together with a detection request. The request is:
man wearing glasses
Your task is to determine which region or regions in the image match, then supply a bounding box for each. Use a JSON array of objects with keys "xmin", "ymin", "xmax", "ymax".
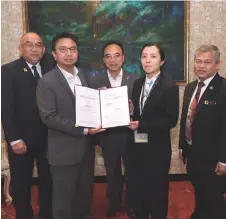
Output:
[
  {"xmin": 88, "ymin": 41, "xmax": 139, "ymax": 217},
  {"xmin": 1, "ymin": 32, "xmax": 53, "ymax": 219},
  {"xmin": 36, "ymin": 32, "xmax": 105, "ymax": 219}
]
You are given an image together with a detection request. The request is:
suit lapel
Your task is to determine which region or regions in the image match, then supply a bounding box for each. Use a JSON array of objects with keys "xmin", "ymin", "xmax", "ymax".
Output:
[
  {"xmin": 55, "ymin": 66, "xmax": 75, "ymax": 101},
  {"xmin": 121, "ymin": 71, "xmax": 130, "ymax": 87},
  {"xmin": 183, "ymin": 82, "xmax": 197, "ymax": 117},
  {"xmin": 77, "ymin": 69, "xmax": 88, "ymax": 87},
  {"xmin": 194, "ymin": 73, "xmax": 222, "ymax": 120},
  {"xmin": 103, "ymin": 72, "xmax": 112, "ymax": 88},
  {"xmin": 142, "ymin": 73, "xmax": 162, "ymax": 109},
  {"xmin": 20, "ymin": 58, "xmax": 37, "ymax": 83}
]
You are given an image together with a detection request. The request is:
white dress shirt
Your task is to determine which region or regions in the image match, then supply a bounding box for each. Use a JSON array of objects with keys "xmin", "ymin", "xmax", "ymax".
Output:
[
  {"xmin": 107, "ymin": 69, "xmax": 123, "ymax": 87},
  {"xmin": 184, "ymin": 73, "xmax": 226, "ymax": 166},
  {"xmin": 58, "ymin": 65, "xmax": 81, "ymax": 94}
]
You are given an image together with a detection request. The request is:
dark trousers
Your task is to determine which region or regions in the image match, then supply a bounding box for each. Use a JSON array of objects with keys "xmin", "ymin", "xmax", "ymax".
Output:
[
  {"xmin": 127, "ymin": 143, "xmax": 171, "ymax": 219},
  {"xmin": 101, "ymin": 132, "xmax": 128, "ymax": 209},
  {"xmin": 50, "ymin": 145, "xmax": 95, "ymax": 219},
  {"xmin": 187, "ymin": 151, "xmax": 226, "ymax": 219},
  {"xmin": 8, "ymin": 140, "xmax": 52, "ymax": 219}
]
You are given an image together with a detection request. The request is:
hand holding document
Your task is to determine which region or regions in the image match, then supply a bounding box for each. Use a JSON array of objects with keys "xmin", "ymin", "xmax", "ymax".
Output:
[
  {"xmin": 88, "ymin": 125, "xmax": 106, "ymax": 135},
  {"xmin": 75, "ymin": 86, "xmax": 130, "ymax": 128}
]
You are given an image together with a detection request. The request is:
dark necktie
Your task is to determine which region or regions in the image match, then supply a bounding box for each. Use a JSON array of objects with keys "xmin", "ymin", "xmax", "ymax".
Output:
[
  {"xmin": 32, "ymin": 65, "xmax": 40, "ymax": 80},
  {"xmin": 185, "ymin": 81, "xmax": 205, "ymax": 142}
]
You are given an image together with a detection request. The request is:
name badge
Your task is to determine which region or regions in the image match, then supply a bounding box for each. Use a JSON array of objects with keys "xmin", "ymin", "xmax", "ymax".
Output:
[
  {"xmin": 204, "ymin": 100, "xmax": 216, "ymax": 105},
  {"xmin": 134, "ymin": 130, "xmax": 148, "ymax": 143}
]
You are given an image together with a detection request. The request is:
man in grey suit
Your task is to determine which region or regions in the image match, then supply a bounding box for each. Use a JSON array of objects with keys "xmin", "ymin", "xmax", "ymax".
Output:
[
  {"xmin": 36, "ymin": 32, "xmax": 105, "ymax": 219},
  {"xmin": 87, "ymin": 41, "xmax": 139, "ymax": 217}
]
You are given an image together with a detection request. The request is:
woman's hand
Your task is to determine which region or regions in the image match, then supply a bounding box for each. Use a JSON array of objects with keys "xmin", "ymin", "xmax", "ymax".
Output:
[{"xmin": 129, "ymin": 121, "xmax": 139, "ymax": 130}]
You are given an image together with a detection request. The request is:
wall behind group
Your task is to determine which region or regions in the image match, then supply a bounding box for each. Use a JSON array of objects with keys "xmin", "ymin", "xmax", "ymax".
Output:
[{"xmin": 1, "ymin": 1, "xmax": 226, "ymax": 175}]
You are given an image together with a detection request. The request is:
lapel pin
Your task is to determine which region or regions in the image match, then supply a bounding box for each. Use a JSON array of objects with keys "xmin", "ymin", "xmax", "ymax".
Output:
[
  {"xmin": 24, "ymin": 68, "xmax": 28, "ymax": 72},
  {"xmin": 204, "ymin": 100, "xmax": 209, "ymax": 105},
  {"xmin": 209, "ymin": 86, "xmax": 214, "ymax": 90}
]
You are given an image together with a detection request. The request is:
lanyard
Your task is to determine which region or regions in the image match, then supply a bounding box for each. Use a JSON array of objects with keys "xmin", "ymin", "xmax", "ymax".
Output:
[{"xmin": 139, "ymin": 75, "xmax": 160, "ymax": 114}]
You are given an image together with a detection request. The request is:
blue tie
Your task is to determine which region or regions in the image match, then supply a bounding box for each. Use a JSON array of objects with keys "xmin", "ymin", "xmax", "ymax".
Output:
[{"xmin": 146, "ymin": 80, "xmax": 153, "ymax": 87}]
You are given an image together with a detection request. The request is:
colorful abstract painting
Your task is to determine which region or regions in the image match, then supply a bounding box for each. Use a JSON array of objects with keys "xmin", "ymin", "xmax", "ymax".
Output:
[{"xmin": 27, "ymin": 1, "xmax": 187, "ymax": 82}]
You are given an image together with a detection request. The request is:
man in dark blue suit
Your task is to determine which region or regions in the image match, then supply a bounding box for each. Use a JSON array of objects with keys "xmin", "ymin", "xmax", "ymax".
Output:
[
  {"xmin": 179, "ymin": 45, "xmax": 226, "ymax": 219},
  {"xmin": 1, "ymin": 32, "xmax": 53, "ymax": 219},
  {"xmin": 87, "ymin": 41, "xmax": 139, "ymax": 217}
]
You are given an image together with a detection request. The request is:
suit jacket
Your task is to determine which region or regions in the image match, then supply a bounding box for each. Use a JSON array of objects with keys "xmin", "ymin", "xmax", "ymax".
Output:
[
  {"xmin": 87, "ymin": 69, "xmax": 139, "ymax": 99},
  {"xmin": 36, "ymin": 66, "xmax": 93, "ymax": 166},
  {"xmin": 130, "ymin": 73, "xmax": 179, "ymax": 159},
  {"xmin": 1, "ymin": 57, "xmax": 53, "ymax": 146},
  {"xmin": 179, "ymin": 73, "xmax": 226, "ymax": 167}
]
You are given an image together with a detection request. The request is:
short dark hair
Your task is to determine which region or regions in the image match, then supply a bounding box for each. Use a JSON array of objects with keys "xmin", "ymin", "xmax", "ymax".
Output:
[
  {"xmin": 102, "ymin": 40, "xmax": 124, "ymax": 57},
  {"xmin": 141, "ymin": 43, "xmax": 165, "ymax": 61},
  {"xmin": 52, "ymin": 32, "xmax": 79, "ymax": 51}
]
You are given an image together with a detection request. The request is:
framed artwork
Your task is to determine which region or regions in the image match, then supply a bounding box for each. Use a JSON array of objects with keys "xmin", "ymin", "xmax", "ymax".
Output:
[{"xmin": 23, "ymin": 1, "xmax": 189, "ymax": 84}]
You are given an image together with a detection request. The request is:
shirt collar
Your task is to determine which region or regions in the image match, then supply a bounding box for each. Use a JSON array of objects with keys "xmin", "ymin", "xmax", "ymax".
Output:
[
  {"xmin": 145, "ymin": 71, "xmax": 161, "ymax": 83},
  {"xmin": 107, "ymin": 69, "xmax": 123, "ymax": 79},
  {"xmin": 198, "ymin": 73, "xmax": 216, "ymax": 87},
  {"xmin": 26, "ymin": 61, "xmax": 41, "ymax": 70},
  {"xmin": 58, "ymin": 65, "xmax": 79, "ymax": 80}
]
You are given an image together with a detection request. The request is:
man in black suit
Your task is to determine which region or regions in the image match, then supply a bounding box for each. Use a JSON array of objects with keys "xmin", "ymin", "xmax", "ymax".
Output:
[
  {"xmin": 1, "ymin": 32, "xmax": 53, "ymax": 219},
  {"xmin": 179, "ymin": 45, "xmax": 226, "ymax": 219},
  {"xmin": 88, "ymin": 41, "xmax": 139, "ymax": 217},
  {"xmin": 36, "ymin": 32, "xmax": 105, "ymax": 219}
]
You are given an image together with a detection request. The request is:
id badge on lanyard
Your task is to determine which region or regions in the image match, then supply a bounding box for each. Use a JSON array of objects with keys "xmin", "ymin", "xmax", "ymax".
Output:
[{"xmin": 135, "ymin": 75, "xmax": 160, "ymax": 144}]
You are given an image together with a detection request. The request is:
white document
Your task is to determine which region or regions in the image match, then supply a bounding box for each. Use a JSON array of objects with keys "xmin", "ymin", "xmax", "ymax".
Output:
[
  {"xmin": 100, "ymin": 86, "xmax": 130, "ymax": 128},
  {"xmin": 75, "ymin": 86, "xmax": 101, "ymax": 128},
  {"xmin": 75, "ymin": 85, "xmax": 130, "ymax": 128}
]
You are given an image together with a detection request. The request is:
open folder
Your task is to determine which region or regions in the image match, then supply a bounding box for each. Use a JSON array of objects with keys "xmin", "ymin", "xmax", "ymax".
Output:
[{"xmin": 75, "ymin": 85, "xmax": 130, "ymax": 128}]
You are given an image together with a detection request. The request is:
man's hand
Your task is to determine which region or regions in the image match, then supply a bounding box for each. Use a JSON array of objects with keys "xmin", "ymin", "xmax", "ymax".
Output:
[
  {"xmin": 12, "ymin": 140, "xmax": 27, "ymax": 154},
  {"xmin": 215, "ymin": 162, "xmax": 226, "ymax": 176},
  {"xmin": 88, "ymin": 125, "xmax": 106, "ymax": 135},
  {"xmin": 129, "ymin": 121, "xmax": 139, "ymax": 130}
]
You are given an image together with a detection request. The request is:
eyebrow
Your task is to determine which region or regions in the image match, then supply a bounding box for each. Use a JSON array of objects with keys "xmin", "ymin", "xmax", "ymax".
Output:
[
  {"xmin": 105, "ymin": 52, "xmax": 121, "ymax": 56},
  {"xmin": 142, "ymin": 53, "xmax": 157, "ymax": 55},
  {"xmin": 24, "ymin": 41, "xmax": 42, "ymax": 44}
]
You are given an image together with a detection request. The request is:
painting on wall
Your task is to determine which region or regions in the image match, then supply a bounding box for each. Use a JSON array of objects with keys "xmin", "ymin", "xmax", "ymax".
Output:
[{"xmin": 24, "ymin": 0, "xmax": 189, "ymax": 83}]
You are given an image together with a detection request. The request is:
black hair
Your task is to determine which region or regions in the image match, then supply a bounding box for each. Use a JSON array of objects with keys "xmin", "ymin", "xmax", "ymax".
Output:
[
  {"xmin": 141, "ymin": 43, "xmax": 165, "ymax": 61},
  {"xmin": 102, "ymin": 40, "xmax": 124, "ymax": 57},
  {"xmin": 52, "ymin": 32, "xmax": 79, "ymax": 51}
]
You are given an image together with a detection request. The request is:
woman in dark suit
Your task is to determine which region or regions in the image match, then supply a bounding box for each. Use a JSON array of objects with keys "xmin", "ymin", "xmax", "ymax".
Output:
[{"xmin": 127, "ymin": 43, "xmax": 179, "ymax": 219}]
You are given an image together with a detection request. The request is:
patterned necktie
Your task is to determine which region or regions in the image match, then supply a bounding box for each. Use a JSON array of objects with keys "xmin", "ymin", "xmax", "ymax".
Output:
[
  {"xmin": 32, "ymin": 65, "xmax": 40, "ymax": 80},
  {"xmin": 185, "ymin": 81, "xmax": 205, "ymax": 142}
]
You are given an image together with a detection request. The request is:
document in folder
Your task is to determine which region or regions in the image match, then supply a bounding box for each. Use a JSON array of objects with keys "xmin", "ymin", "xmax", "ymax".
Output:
[{"xmin": 75, "ymin": 85, "xmax": 130, "ymax": 128}]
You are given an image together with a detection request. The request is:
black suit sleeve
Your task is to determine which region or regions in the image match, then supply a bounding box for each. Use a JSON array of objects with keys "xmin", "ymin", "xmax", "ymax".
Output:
[
  {"xmin": 139, "ymin": 84, "xmax": 179, "ymax": 133},
  {"xmin": 36, "ymin": 79, "xmax": 84, "ymax": 137},
  {"xmin": 218, "ymin": 81, "xmax": 226, "ymax": 163},
  {"xmin": 178, "ymin": 86, "xmax": 189, "ymax": 151},
  {"xmin": 1, "ymin": 64, "xmax": 21, "ymax": 142}
]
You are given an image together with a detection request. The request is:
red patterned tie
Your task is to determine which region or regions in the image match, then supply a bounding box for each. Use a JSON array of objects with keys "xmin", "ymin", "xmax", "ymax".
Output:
[{"xmin": 185, "ymin": 81, "xmax": 205, "ymax": 142}]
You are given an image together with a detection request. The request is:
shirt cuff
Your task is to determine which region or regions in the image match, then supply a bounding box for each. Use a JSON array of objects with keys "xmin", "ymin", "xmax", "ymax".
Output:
[
  {"xmin": 219, "ymin": 162, "xmax": 226, "ymax": 166},
  {"xmin": 10, "ymin": 139, "xmax": 22, "ymax": 146},
  {"xmin": 83, "ymin": 128, "xmax": 88, "ymax": 135}
]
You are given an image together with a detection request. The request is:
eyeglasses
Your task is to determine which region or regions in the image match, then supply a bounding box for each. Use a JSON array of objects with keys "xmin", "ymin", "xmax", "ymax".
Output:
[
  {"xmin": 56, "ymin": 46, "xmax": 78, "ymax": 53},
  {"xmin": 104, "ymin": 53, "xmax": 122, "ymax": 61},
  {"xmin": 23, "ymin": 43, "xmax": 44, "ymax": 50}
]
